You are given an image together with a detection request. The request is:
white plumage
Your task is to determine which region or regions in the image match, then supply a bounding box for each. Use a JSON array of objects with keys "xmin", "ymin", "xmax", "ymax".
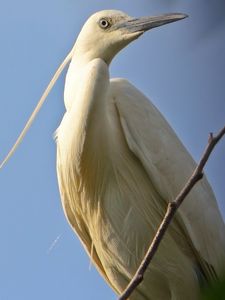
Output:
[{"xmin": 54, "ymin": 10, "xmax": 225, "ymax": 300}]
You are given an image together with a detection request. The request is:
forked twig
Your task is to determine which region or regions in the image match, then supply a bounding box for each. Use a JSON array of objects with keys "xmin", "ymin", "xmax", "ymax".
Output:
[{"xmin": 119, "ymin": 125, "xmax": 225, "ymax": 300}]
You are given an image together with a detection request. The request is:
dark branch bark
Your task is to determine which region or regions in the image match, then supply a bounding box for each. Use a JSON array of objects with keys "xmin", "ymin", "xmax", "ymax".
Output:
[{"xmin": 118, "ymin": 125, "xmax": 225, "ymax": 300}]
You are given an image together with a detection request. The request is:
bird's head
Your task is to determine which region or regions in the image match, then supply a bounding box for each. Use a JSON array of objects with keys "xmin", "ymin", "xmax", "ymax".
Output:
[{"xmin": 73, "ymin": 10, "xmax": 188, "ymax": 65}]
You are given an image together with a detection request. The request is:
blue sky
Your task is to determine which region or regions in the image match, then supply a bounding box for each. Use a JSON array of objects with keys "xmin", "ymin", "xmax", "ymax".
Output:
[{"xmin": 0, "ymin": 1, "xmax": 224, "ymax": 299}]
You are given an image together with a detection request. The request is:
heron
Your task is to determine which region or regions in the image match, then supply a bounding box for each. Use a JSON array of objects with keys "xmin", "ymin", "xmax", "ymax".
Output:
[{"xmin": 1, "ymin": 9, "xmax": 225, "ymax": 300}]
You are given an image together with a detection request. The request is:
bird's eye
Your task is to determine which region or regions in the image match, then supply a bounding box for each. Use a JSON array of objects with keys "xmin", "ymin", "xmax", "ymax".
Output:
[{"xmin": 99, "ymin": 18, "xmax": 111, "ymax": 29}]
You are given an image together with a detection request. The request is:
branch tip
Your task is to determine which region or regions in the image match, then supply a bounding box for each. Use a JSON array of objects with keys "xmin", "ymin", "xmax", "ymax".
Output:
[{"xmin": 208, "ymin": 132, "xmax": 214, "ymax": 143}]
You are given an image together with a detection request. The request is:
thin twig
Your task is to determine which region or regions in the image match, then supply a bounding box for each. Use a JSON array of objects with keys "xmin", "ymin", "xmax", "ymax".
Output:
[{"xmin": 118, "ymin": 125, "xmax": 225, "ymax": 300}]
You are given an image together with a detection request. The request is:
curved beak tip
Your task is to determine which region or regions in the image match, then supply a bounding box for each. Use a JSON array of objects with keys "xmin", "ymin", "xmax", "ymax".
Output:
[{"xmin": 179, "ymin": 13, "xmax": 189, "ymax": 20}]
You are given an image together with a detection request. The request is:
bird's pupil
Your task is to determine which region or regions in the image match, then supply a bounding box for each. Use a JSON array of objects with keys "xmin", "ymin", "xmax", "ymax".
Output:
[{"xmin": 99, "ymin": 19, "xmax": 109, "ymax": 28}]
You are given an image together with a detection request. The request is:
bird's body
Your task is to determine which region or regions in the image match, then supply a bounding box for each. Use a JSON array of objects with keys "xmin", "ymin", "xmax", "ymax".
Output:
[{"xmin": 55, "ymin": 10, "xmax": 225, "ymax": 299}]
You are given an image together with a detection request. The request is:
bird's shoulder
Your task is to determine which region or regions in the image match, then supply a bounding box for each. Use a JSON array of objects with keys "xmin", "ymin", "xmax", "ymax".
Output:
[
  {"xmin": 109, "ymin": 77, "xmax": 156, "ymax": 117},
  {"xmin": 110, "ymin": 77, "xmax": 148, "ymax": 100}
]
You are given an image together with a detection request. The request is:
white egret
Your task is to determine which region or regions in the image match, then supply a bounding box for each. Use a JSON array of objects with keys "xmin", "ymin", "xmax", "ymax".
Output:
[{"xmin": 1, "ymin": 10, "xmax": 225, "ymax": 300}]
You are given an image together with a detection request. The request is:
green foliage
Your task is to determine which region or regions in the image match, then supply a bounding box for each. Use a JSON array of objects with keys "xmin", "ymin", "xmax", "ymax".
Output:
[{"xmin": 201, "ymin": 276, "xmax": 225, "ymax": 300}]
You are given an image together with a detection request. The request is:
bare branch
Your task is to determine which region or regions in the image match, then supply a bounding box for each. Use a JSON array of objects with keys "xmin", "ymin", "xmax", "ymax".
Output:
[{"xmin": 118, "ymin": 125, "xmax": 225, "ymax": 300}]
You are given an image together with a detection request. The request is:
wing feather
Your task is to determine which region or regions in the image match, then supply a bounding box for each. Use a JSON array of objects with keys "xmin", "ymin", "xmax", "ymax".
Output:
[
  {"xmin": 111, "ymin": 78, "xmax": 225, "ymax": 277},
  {"xmin": 56, "ymin": 151, "xmax": 119, "ymax": 293}
]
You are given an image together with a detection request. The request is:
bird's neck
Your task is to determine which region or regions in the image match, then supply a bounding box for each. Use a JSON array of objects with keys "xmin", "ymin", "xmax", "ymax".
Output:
[
  {"xmin": 64, "ymin": 47, "xmax": 115, "ymax": 111},
  {"xmin": 57, "ymin": 57, "xmax": 111, "ymax": 169},
  {"xmin": 64, "ymin": 54, "xmax": 91, "ymax": 111},
  {"xmin": 57, "ymin": 57, "xmax": 115, "ymax": 212}
]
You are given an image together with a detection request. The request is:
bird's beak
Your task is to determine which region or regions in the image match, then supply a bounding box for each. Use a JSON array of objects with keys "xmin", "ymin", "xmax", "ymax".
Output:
[{"xmin": 118, "ymin": 13, "xmax": 188, "ymax": 34}]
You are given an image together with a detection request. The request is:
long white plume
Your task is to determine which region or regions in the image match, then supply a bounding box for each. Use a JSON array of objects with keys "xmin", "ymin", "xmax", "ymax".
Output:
[{"xmin": 0, "ymin": 49, "xmax": 74, "ymax": 169}]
